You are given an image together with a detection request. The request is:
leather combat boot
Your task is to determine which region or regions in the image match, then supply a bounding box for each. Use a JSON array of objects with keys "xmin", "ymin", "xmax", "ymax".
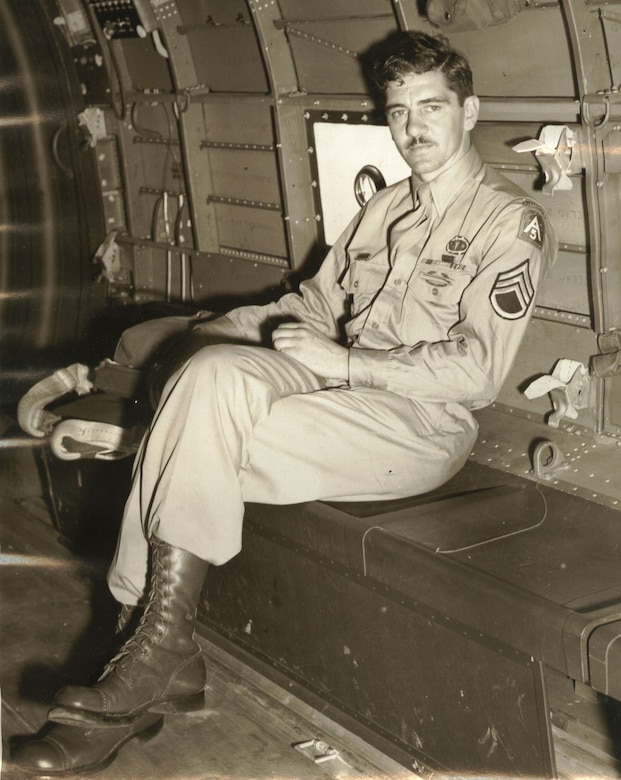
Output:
[
  {"xmin": 115, "ymin": 603, "xmax": 141, "ymax": 640},
  {"xmin": 11, "ymin": 711, "xmax": 163, "ymax": 776},
  {"xmin": 49, "ymin": 536, "xmax": 208, "ymax": 726}
]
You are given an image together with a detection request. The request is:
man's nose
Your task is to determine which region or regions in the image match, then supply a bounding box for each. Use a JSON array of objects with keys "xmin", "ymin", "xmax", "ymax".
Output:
[{"xmin": 406, "ymin": 112, "xmax": 426, "ymax": 137}]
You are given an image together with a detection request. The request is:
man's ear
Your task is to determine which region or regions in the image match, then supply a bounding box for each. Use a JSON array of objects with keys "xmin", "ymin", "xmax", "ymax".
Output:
[{"xmin": 464, "ymin": 95, "xmax": 480, "ymax": 131}]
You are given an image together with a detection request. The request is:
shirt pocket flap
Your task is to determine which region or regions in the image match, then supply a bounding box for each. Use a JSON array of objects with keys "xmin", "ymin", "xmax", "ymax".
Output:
[
  {"xmin": 408, "ymin": 266, "xmax": 473, "ymax": 305},
  {"xmin": 341, "ymin": 251, "xmax": 389, "ymax": 294}
]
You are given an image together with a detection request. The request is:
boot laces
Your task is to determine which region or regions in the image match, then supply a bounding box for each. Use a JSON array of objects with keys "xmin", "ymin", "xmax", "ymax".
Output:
[
  {"xmin": 115, "ymin": 604, "xmax": 135, "ymax": 635},
  {"xmin": 100, "ymin": 550, "xmax": 168, "ymax": 678}
]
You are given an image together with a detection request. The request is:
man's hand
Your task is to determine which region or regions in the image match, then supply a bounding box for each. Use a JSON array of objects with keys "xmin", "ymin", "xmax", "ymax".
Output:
[{"xmin": 272, "ymin": 323, "xmax": 348, "ymax": 382}]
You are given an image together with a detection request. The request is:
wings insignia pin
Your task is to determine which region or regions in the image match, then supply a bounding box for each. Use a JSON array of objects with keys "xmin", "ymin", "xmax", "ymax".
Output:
[{"xmin": 490, "ymin": 260, "xmax": 534, "ymax": 320}]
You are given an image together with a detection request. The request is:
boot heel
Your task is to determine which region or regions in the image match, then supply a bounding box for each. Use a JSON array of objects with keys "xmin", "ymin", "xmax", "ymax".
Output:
[
  {"xmin": 136, "ymin": 717, "xmax": 165, "ymax": 742},
  {"xmin": 151, "ymin": 690, "xmax": 205, "ymax": 715}
]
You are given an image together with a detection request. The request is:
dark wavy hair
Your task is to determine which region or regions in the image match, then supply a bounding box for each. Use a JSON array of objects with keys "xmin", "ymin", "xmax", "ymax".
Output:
[{"xmin": 369, "ymin": 31, "xmax": 474, "ymax": 106}]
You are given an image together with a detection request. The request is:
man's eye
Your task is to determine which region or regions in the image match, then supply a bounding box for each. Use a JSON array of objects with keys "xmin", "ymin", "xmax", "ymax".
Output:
[
  {"xmin": 423, "ymin": 104, "xmax": 442, "ymax": 113},
  {"xmin": 388, "ymin": 109, "xmax": 406, "ymax": 119}
]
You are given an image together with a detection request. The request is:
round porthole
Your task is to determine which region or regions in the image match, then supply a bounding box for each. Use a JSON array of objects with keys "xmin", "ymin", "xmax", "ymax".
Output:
[{"xmin": 354, "ymin": 165, "xmax": 386, "ymax": 206}]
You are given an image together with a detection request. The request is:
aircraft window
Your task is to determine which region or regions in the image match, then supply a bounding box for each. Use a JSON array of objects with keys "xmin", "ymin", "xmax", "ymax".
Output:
[{"xmin": 308, "ymin": 114, "xmax": 409, "ymax": 245}]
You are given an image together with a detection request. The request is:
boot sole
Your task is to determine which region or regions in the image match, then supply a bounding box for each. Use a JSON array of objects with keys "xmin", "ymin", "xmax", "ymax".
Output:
[
  {"xmin": 20, "ymin": 717, "xmax": 163, "ymax": 778},
  {"xmin": 48, "ymin": 690, "xmax": 205, "ymax": 728}
]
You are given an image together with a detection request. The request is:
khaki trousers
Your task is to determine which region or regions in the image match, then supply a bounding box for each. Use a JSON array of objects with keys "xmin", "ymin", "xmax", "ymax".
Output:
[{"xmin": 107, "ymin": 344, "xmax": 478, "ymax": 604}]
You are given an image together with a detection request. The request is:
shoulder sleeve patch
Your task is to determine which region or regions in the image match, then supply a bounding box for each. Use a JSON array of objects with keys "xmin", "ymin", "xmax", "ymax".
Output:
[
  {"xmin": 518, "ymin": 205, "xmax": 545, "ymax": 249},
  {"xmin": 490, "ymin": 259, "xmax": 534, "ymax": 320}
]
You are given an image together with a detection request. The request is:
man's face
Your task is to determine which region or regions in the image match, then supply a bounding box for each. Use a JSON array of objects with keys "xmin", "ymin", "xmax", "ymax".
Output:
[{"xmin": 385, "ymin": 69, "xmax": 479, "ymax": 181}]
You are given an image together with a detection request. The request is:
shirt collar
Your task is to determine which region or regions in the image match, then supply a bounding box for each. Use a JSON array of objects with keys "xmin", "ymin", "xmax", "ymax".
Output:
[{"xmin": 411, "ymin": 145, "xmax": 484, "ymax": 218}]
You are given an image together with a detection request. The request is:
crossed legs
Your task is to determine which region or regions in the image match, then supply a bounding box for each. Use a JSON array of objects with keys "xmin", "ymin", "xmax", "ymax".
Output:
[
  {"xmin": 13, "ymin": 342, "xmax": 477, "ymax": 774},
  {"xmin": 108, "ymin": 342, "xmax": 477, "ymax": 604}
]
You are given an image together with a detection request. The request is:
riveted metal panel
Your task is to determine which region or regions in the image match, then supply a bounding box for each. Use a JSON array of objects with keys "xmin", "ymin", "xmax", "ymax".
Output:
[
  {"xmin": 214, "ymin": 203, "xmax": 288, "ymax": 260},
  {"xmin": 186, "ymin": 27, "xmax": 269, "ymax": 93},
  {"xmin": 114, "ymin": 113, "xmax": 186, "ymax": 243},
  {"xmin": 448, "ymin": 10, "xmax": 575, "ymax": 97},
  {"xmin": 178, "ymin": 0, "xmax": 251, "ymax": 25},
  {"xmin": 600, "ymin": 10, "xmax": 621, "ymax": 85},
  {"xmin": 209, "ymin": 149, "xmax": 281, "ymax": 204},
  {"xmin": 176, "ymin": 0, "xmax": 269, "ymax": 93},
  {"xmin": 598, "ymin": 170, "xmax": 621, "ymax": 332},
  {"xmin": 286, "ymin": 18, "xmax": 396, "ymax": 95},
  {"xmin": 473, "ymin": 123, "xmax": 551, "ymax": 165},
  {"xmin": 385, "ymin": 8, "xmax": 575, "ymax": 96},
  {"xmin": 279, "ymin": 0, "xmax": 394, "ymax": 18},
  {"xmin": 496, "ymin": 317, "xmax": 598, "ymax": 420},
  {"xmin": 535, "ymin": 250, "xmax": 591, "ymax": 316},
  {"xmin": 132, "ymin": 139, "xmax": 184, "ymax": 195},
  {"xmin": 202, "ymin": 99, "xmax": 275, "ymax": 146},
  {"xmin": 606, "ymin": 377, "xmax": 621, "ymax": 437},
  {"xmin": 190, "ymin": 253, "xmax": 287, "ymax": 305},
  {"xmin": 116, "ymin": 37, "xmax": 172, "ymax": 91}
]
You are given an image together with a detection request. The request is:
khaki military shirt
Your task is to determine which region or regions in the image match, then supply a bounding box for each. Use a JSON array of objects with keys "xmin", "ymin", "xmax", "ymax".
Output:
[{"xmin": 225, "ymin": 145, "xmax": 557, "ymax": 411}]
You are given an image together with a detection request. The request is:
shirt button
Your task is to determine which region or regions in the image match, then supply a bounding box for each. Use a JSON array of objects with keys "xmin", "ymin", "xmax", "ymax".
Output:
[
  {"xmin": 353, "ymin": 281, "xmax": 359, "ymax": 288},
  {"xmin": 371, "ymin": 322, "xmax": 379, "ymax": 329},
  {"xmin": 394, "ymin": 278, "xmax": 402, "ymax": 285}
]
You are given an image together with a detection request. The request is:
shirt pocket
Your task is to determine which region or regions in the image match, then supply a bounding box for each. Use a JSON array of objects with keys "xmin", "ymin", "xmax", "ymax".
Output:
[
  {"xmin": 407, "ymin": 266, "xmax": 473, "ymax": 307},
  {"xmin": 341, "ymin": 256, "xmax": 389, "ymax": 317}
]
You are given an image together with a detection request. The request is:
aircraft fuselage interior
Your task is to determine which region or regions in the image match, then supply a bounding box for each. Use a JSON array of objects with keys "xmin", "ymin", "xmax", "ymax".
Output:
[{"xmin": 1, "ymin": 0, "xmax": 621, "ymax": 777}]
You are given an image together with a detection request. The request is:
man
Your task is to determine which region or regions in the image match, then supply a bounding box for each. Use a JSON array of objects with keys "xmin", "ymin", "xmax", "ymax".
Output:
[{"xmin": 14, "ymin": 30, "xmax": 556, "ymax": 774}]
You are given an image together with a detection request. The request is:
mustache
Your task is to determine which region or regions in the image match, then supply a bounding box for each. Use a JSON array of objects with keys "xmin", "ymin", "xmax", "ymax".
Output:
[{"xmin": 407, "ymin": 136, "xmax": 432, "ymax": 148}]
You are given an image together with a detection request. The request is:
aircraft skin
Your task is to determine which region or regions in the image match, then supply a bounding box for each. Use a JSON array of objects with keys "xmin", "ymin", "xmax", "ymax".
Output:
[{"xmin": 0, "ymin": 0, "xmax": 620, "ymax": 776}]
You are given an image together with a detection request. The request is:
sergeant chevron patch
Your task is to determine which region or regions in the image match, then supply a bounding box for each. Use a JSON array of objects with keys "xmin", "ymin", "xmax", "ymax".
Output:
[{"xmin": 490, "ymin": 260, "xmax": 534, "ymax": 320}]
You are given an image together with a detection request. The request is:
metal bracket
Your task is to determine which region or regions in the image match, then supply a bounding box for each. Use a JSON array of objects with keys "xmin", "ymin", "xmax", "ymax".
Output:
[
  {"xmin": 531, "ymin": 440, "xmax": 569, "ymax": 480},
  {"xmin": 94, "ymin": 230, "xmax": 123, "ymax": 281},
  {"xmin": 294, "ymin": 738, "xmax": 341, "ymax": 765},
  {"xmin": 582, "ymin": 88, "xmax": 621, "ymax": 129},
  {"xmin": 512, "ymin": 125, "xmax": 582, "ymax": 194},
  {"xmin": 77, "ymin": 107, "xmax": 107, "ymax": 147},
  {"xmin": 524, "ymin": 359, "xmax": 591, "ymax": 428},
  {"xmin": 172, "ymin": 91, "xmax": 191, "ymax": 118},
  {"xmin": 283, "ymin": 26, "xmax": 359, "ymax": 59},
  {"xmin": 592, "ymin": 328, "xmax": 621, "ymax": 377}
]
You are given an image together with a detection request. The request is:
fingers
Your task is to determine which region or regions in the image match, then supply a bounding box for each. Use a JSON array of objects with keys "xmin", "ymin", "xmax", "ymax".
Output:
[
  {"xmin": 272, "ymin": 322, "xmax": 315, "ymax": 351},
  {"xmin": 272, "ymin": 330, "xmax": 298, "ymax": 352},
  {"xmin": 273, "ymin": 322, "xmax": 310, "ymax": 334}
]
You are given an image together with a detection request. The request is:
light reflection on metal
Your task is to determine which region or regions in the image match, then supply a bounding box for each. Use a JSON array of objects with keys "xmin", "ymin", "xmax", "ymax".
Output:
[
  {"xmin": 0, "ymin": 553, "xmax": 76, "ymax": 568},
  {"xmin": 0, "ymin": 223, "xmax": 46, "ymax": 234},
  {"xmin": 1, "ymin": 0, "xmax": 56, "ymax": 349},
  {"xmin": 0, "ymin": 113, "xmax": 45, "ymax": 128}
]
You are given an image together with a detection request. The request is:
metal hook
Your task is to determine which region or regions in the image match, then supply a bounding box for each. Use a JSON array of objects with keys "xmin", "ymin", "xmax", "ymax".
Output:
[
  {"xmin": 173, "ymin": 92, "xmax": 191, "ymax": 119},
  {"xmin": 51, "ymin": 122, "xmax": 74, "ymax": 179},
  {"xmin": 582, "ymin": 94, "xmax": 611, "ymax": 128}
]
